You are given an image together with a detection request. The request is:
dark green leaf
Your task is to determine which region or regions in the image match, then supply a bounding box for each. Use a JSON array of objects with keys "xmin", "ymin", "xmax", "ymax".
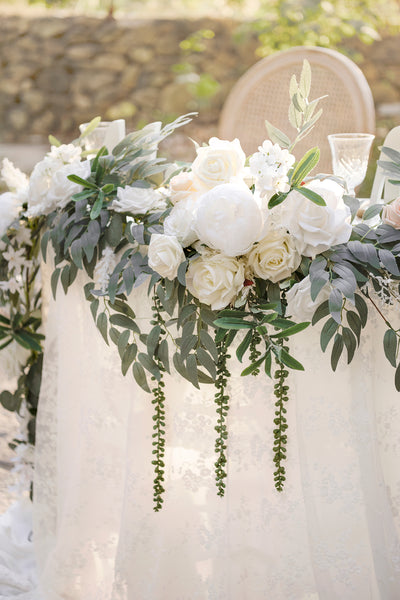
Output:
[
  {"xmin": 241, "ymin": 353, "xmax": 266, "ymax": 376},
  {"xmin": 109, "ymin": 327, "xmax": 120, "ymax": 345},
  {"xmin": 277, "ymin": 348, "xmax": 305, "ymax": 371},
  {"xmin": 347, "ymin": 311, "xmax": 361, "ymax": 344},
  {"xmin": 200, "ymin": 329, "xmax": 218, "ymax": 362},
  {"xmin": 268, "ymin": 192, "xmax": 289, "ymax": 209},
  {"xmin": 90, "ymin": 191, "xmax": 104, "ymax": 220},
  {"xmin": 157, "ymin": 339, "xmax": 170, "ymax": 373},
  {"xmin": 90, "ymin": 298, "xmax": 99, "ymax": 321},
  {"xmin": 185, "ymin": 353, "xmax": 199, "ymax": 389},
  {"xmin": 106, "ymin": 213, "xmax": 123, "ymax": 248},
  {"xmin": 331, "ymin": 333, "xmax": 344, "ymax": 371},
  {"xmin": 294, "ymin": 185, "xmax": 325, "ymax": 206},
  {"xmin": 383, "ymin": 329, "xmax": 398, "ymax": 368},
  {"xmin": 311, "ymin": 300, "xmax": 330, "ymax": 325},
  {"xmin": 177, "ymin": 261, "xmax": 187, "ymax": 286},
  {"xmin": 0, "ymin": 390, "xmax": 19, "ymax": 412},
  {"xmin": 138, "ymin": 352, "xmax": 161, "ymax": 381},
  {"xmin": 264, "ymin": 350, "xmax": 272, "ymax": 377},
  {"xmin": 50, "ymin": 268, "xmax": 61, "ymax": 300},
  {"xmin": 342, "ymin": 327, "xmax": 357, "ymax": 364},
  {"xmin": 378, "ymin": 249, "xmax": 400, "ymax": 276},
  {"xmin": 236, "ymin": 329, "xmax": 253, "ymax": 363},
  {"xmin": 320, "ymin": 317, "xmax": 338, "ymax": 352},
  {"xmin": 270, "ymin": 321, "xmax": 310, "ymax": 339},
  {"xmin": 67, "ymin": 174, "xmax": 98, "ymax": 190},
  {"xmin": 213, "ymin": 317, "xmax": 253, "ymax": 329},
  {"xmin": 70, "ymin": 239, "xmax": 83, "ymax": 269},
  {"xmin": 180, "ymin": 334, "xmax": 197, "ymax": 360},
  {"xmin": 354, "ymin": 293, "xmax": 368, "ymax": 327},
  {"xmin": 147, "ymin": 325, "xmax": 161, "ymax": 357}
]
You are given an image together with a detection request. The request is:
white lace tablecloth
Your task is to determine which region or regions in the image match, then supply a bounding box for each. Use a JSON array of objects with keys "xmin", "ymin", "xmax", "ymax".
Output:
[{"xmin": 3, "ymin": 271, "xmax": 400, "ymax": 599}]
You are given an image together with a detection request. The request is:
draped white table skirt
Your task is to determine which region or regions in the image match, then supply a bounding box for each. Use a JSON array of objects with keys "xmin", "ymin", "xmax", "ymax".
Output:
[{"xmin": 4, "ymin": 271, "xmax": 400, "ymax": 599}]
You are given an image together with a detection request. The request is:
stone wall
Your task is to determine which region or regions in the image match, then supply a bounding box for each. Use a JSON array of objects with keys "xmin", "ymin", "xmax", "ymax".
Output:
[{"xmin": 0, "ymin": 15, "xmax": 399, "ymax": 156}]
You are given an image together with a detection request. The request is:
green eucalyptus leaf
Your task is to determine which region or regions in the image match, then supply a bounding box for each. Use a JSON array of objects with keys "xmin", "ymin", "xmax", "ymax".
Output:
[
  {"xmin": 294, "ymin": 185, "xmax": 325, "ymax": 206},
  {"xmin": 264, "ymin": 350, "xmax": 272, "ymax": 378},
  {"xmin": 117, "ymin": 329, "xmax": 131, "ymax": 359},
  {"xmin": 122, "ymin": 343, "xmax": 138, "ymax": 376},
  {"xmin": 180, "ymin": 334, "xmax": 197, "ymax": 360},
  {"xmin": 138, "ymin": 352, "xmax": 161, "ymax": 381},
  {"xmin": 276, "ymin": 348, "xmax": 304, "ymax": 371},
  {"xmin": 50, "ymin": 268, "xmax": 61, "ymax": 300},
  {"xmin": 132, "ymin": 362, "xmax": 151, "ymax": 393},
  {"xmin": 236, "ymin": 329, "xmax": 253, "ymax": 363},
  {"xmin": 109, "ymin": 327, "xmax": 120, "ymax": 346},
  {"xmin": 331, "ymin": 333, "xmax": 344, "ymax": 371},
  {"xmin": 109, "ymin": 313, "xmax": 140, "ymax": 333},
  {"xmin": 347, "ymin": 311, "xmax": 361, "ymax": 344},
  {"xmin": 378, "ymin": 249, "xmax": 400, "ymax": 276},
  {"xmin": 363, "ymin": 204, "xmax": 382, "ymax": 221},
  {"xmin": 311, "ymin": 300, "xmax": 330, "ymax": 325},
  {"xmin": 196, "ymin": 347, "xmax": 217, "ymax": 380},
  {"xmin": 264, "ymin": 120, "xmax": 291, "ymax": 148},
  {"xmin": 0, "ymin": 390, "xmax": 19, "ymax": 412},
  {"xmin": 97, "ymin": 312, "xmax": 109, "ymax": 345},
  {"xmin": 291, "ymin": 147, "xmax": 320, "ymax": 187},
  {"xmin": 157, "ymin": 339, "xmax": 170, "ymax": 373},
  {"xmin": 213, "ymin": 317, "xmax": 253, "ymax": 330},
  {"xmin": 270, "ymin": 321, "xmax": 310, "ymax": 339},
  {"xmin": 342, "ymin": 327, "xmax": 357, "ymax": 364},
  {"xmin": 354, "ymin": 293, "xmax": 368, "ymax": 327},
  {"xmin": 185, "ymin": 353, "xmax": 200, "ymax": 389},
  {"xmin": 199, "ymin": 329, "xmax": 218, "ymax": 362},
  {"xmin": 147, "ymin": 325, "xmax": 161, "ymax": 358},
  {"xmin": 383, "ymin": 329, "xmax": 398, "ymax": 368},
  {"xmin": 320, "ymin": 317, "xmax": 338, "ymax": 352}
]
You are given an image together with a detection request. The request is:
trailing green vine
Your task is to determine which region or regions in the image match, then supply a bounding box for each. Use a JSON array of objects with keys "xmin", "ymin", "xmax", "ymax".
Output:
[
  {"xmin": 272, "ymin": 339, "xmax": 290, "ymax": 492},
  {"xmin": 214, "ymin": 335, "xmax": 231, "ymax": 497}
]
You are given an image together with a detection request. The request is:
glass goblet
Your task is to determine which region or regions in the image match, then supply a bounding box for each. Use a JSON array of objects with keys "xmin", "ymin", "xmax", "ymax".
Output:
[
  {"xmin": 327, "ymin": 133, "xmax": 375, "ymax": 196},
  {"xmin": 79, "ymin": 119, "xmax": 126, "ymax": 153}
]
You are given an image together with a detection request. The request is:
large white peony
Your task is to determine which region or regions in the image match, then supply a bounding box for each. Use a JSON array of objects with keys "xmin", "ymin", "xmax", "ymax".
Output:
[
  {"xmin": 163, "ymin": 197, "xmax": 198, "ymax": 247},
  {"xmin": 247, "ymin": 226, "xmax": 301, "ymax": 283},
  {"xmin": 186, "ymin": 252, "xmax": 245, "ymax": 310},
  {"xmin": 279, "ymin": 179, "xmax": 351, "ymax": 258},
  {"xmin": 112, "ymin": 186, "xmax": 164, "ymax": 214},
  {"xmin": 194, "ymin": 182, "xmax": 264, "ymax": 257},
  {"xmin": 286, "ymin": 275, "xmax": 331, "ymax": 321},
  {"xmin": 148, "ymin": 234, "xmax": 185, "ymax": 280},
  {"xmin": 192, "ymin": 137, "xmax": 246, "ymax": 190}
]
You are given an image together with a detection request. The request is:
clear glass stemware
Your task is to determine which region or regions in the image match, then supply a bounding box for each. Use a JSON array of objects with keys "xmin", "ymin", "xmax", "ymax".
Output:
[{"xmin": 328, "ymin": 133, "xmax": 375, "ymax": 196}]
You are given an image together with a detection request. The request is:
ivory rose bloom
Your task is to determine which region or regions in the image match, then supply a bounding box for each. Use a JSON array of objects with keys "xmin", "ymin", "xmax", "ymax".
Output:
[
  {"xmin": 192, "ymin": 137, "xmax": 246, "ymax": 189},
  {"xmin": 286, "ymin": 275, "xmax": 331, "ymax": 321},
  {"xmin": 46, "ymin": 160, "xmax": 91, "ymax": 211},
  {"xmin": 186, "ymin": 253, "xmax": 245, "ymax": 310},
  {"xmin": 194, "ymin": 183, "xmax": 264, "ymax": 257},
  {"xmin": 163, "ymin": 198, "xmax": 198, "ymax": 247},
  {"xmin": 280, "ymin": 179, "xmax": 351, "ymax": 258},
  {"xmin": 169, "ymin": 171, "xmax": 204, "ymax": 205},
  {"xmin": 148, "ymin": 234, "xmax": 185, "ymax": 280},
  {"xmin": 0, "ymin": 192, "xmax": 21, "ymax": 237},
  {"xmin": 112, "ymin": 186, "xmax": 164, "ymax": 214},
  {"xmin": 247, "ymin": 227, "xmax": 301, "ymax": 283},
  {"xmin": 382, "ymin": 197, "xmax": 400, "ymax": 229}
]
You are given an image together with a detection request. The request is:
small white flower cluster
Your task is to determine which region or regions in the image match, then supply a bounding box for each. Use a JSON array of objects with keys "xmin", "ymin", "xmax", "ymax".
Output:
[
  {"xmin": 249, "ymin": 140, "xmax": 295, "ymax": 195},
  {"xmin": 147, "ymin": 137, "xmax": 351, "ymax": 311},
  {"xmin": 94, "ymin": 247, "xmax": 119, "ymax": 292},
  {"xmin": 0, "ymin": 159, "xmax": 29, "ymax": 238},
  {"xmin": 26, "ymin": 144, "xmax": 91, "ymax": 218}
]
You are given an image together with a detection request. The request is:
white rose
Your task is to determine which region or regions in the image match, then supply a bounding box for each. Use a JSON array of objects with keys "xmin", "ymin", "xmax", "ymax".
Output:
[
  {"xmin": 194, "ymin": 182, "xmax": 264, "ymax": 257},
  {"xmin": 280, "ymin": 179, "xmax": 351, "ymax": 258},
  {"xmin": 247, "ymin": 227, "xmax": 301, "ymax": 283},
  {"xmin": 169, "ymin": 171, "xmax": 205, "ymax": 205},
  {"xmin": 192, "ymin": 137, "xmax": 246, "ymax": 190},
  {"xmin": 186, "ymin": 253, "xmax": 245, "ymax": 310},
  {"xmin": 112, "ymin": 186, "xmax": 163, "ymax": 214},
  {"xmin": 0, "ymin": 192, "xmax": 21, "ymax": 237},
  {"xmin": 163, "ymin": 197, "xmax": 198, "ymax": 247},
  {"xmin": 47, "ymin": 160, "xmax": 91, "ymax": 211},
  {"xmin": 286, "ymin": 275, "xmax": 332, "ymax": 321},
  {"xmin": 148, "ymin": 234, "xmax": 185, "ymax": 280}
]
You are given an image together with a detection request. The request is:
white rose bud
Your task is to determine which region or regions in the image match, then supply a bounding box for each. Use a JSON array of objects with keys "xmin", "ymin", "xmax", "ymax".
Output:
[
  {"xmin": 192, "ymin": 137, "xmax": 246, "ymax": 190},
  {"xmin": 286, "ymin": 275, "xmax": 331, "ymax": 321},
  {"xmin": 280, "ymin": 179, "xmax": 351, "ymax": 258},
  {"xmin": 247, "ymin": 227, "xmax": 301, "ymax": 283},
  {"xmin": 169, "ymin": 171, "xmax": 205, "ymax": 205},
  {"xmin": 148, "ymin": 234, "xmax": 185, "ymax": 280},
  {"xmin": 194, "ymin": 182, "xmax": 264, "ymax": 257},
  {"xmin": 186, "ymin": 253, "xmax": 245, "ymax": 310},
  {"xmin": 113, "ymin": 186, "xmax": 163, "ymax": 215},
  {"xmin": 163, "ymin": 197, "xmax": 198, "ymax": 247}
]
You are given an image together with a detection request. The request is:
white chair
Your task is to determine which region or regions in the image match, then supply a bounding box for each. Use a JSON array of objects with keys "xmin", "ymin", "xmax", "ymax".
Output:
[
  {"xmin": 370, "ymin": 126, "xmax": 400, "ymax": 203},
  {"xmin": 218, "ymin": 46, "xmax": 375, "ymax": 173}
]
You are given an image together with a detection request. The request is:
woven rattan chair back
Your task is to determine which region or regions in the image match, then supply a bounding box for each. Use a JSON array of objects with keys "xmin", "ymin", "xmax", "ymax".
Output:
[
  {"xmin": 218, "ymin": 46, "xmax": 375, "ymax": 173},
  {"xmin": 370, "ymin": 126, "xmax": 400, "ymax": 203}
]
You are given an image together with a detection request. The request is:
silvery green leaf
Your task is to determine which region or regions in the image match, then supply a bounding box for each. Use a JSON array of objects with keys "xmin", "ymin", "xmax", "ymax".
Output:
[
  {"xmin": 196, "ymin": 347, "xmax": 217, "ymax": 379},
  {"xmin": 347, "ymin": 241, "xmax": 380, "ymax": 268},
  {"xmin": 147, "ymin": 325, "xmax": 161, "ymax": 358},
  {"xmin": 276, "ymin": 348, "xmax": 304, "ymax": 371},
  {"xmin": 380, "ymin": 146, "xmax": 400, "ymax": 164},
  {"xmin": 109, "ymin": 298, "xmax": 136, "ymax": 319},
  {"xmin": 299, "ymin": 108, "xmax": 323, "ymax": 135},
  {"xmin": 291, "ymin": 92, "xmax": 306, "ymax": 113},
  {"xmin": 118, "ymin": 329, "xmax": 131, "ymax": 359},
  {"xmin": 109, "ymin": 313, "xmax": 140, "ymax": 333},
  {"xmin": 177, "ymin": 260, "xmax": 187, "ymax": 286},
  {"xmin": 383, "ymin": 329, "xmax": 397, "ymax": 368},
  {"xmin": 180, "ymin": 334, "xmax": 197, "ymax": 360},
  {"xmin": 185, "ymin": 354, "xmax": 199, "ymax": 389},
  {"xmin": 90, "ymin": 298, "xmax": 99, "ymax": 322},
  {"xmin": 331, "ymin": 333, "xmax": 344, "ymax": 371},
  {"xmin": 332, "ymin": 263, "xmax": 357, "ymax": 289},
  {"xmin": 79, "ymin": 116, "xmax": 101, "ymax": 139},
  {"xmin": 177, "ymin": 304, "xmax": 197, "ymax": 329},
  {"xmin": 236, "ymin": 329, "xmax": 253, "ymax": 363},
  {"xmin": 311, "ymin": 300, "xmax": 330, "ymax": 325},
  {"xmin": 97, "ymin": 312, "xmax": 109, "ymax": 345},
  {"xmin": 132, "ymin": 362, "xmax": 151, "ymax": 393},
  {"xmin": 379, "ymin": 248, "xmax": 400, "ymax": 276},
  {"xmin": 362, "ymin": 204, "xmax": 382, "ymax": 221},
  {"xmin": 270, "ymin": 321, "xmax": 310, "ymax": 339},
  {"xmin": 264, "ymin": 120, "xmax": 291, "ymax": 148},
  {"xmin": 157, "ymin": 339, "xmax": 170, "ymax": 373},
  {"xmin": 288, "ymin": 104, "xmax": 302, "ymax": 130},
  {"xmin": 329, "ymin": 287, "xmax": 343, "ymax": 323},
  {"xmin": 343, "ymin": 194, "xmax": 360, "ymax": 221},
  {"xmin": 395, "ymin": 363, "xmax": 400, "ymax": 392},
  {"xmin": 106, "ymin": 214, "xmax": 123, "ymax": 247},
  {"xmin": 138, "ymin": 352, "xmax": 161, "ymax": 381},
  {"xmin": 109, "ymin": 327, "xmax": 120, "ymax": 346},
  {"xmin": 200, "ymin": 329, "xmax": 218, "ymax": 362},
  {"xmin": 122, "ymin": 343, "xmax": 138, "ymax": 376},
  {"xmin": 299, "ymin": 59, "xmax": 312, "ymax": 98},
  {"xmin": 289, "ymin": 74, "xmax": 298, "ymax": 98}
]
